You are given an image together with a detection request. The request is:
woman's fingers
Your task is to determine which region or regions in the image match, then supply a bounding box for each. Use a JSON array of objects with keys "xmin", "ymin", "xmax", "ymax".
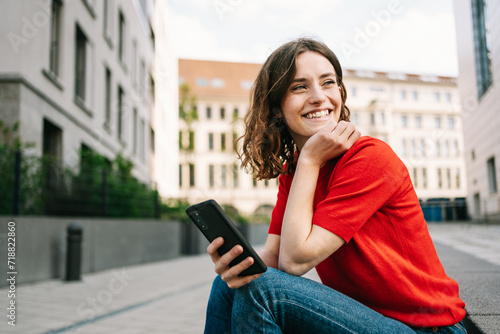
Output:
[{"xmin": 214, "ymin": 244, "xmax": 244, "ymax": 275}]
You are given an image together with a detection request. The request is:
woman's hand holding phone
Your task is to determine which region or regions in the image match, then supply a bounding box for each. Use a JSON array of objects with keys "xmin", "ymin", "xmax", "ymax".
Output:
[{"xmin": 207, "ymin": 237, "xmax": 263, "ymax": 289}]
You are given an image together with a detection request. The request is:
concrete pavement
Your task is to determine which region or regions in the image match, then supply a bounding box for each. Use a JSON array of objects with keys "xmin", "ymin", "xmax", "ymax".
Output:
[{"xmin": 0, "ymin": 223, "xmax": 499, "ymax": 334}]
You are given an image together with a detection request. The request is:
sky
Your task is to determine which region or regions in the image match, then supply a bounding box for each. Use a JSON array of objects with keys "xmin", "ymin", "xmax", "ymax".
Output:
[{"xmin": 168, "ymin": 0, "xmax": 459, "ymax": 76}]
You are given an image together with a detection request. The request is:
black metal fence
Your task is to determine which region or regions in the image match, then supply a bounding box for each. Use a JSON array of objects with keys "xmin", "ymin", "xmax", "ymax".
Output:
[{"xmin": 1, "ymin": 147, "xmax": 160, "ymax": 218}]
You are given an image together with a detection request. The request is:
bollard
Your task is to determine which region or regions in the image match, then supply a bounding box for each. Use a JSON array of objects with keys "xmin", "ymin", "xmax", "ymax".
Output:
[{"xmin": 66, "ymin": 223, "xmax": 83, "ymax": 281}]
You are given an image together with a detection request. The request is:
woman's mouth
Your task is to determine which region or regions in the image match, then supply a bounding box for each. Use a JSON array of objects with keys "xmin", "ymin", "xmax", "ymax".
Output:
[{"xmin": 303, "ymin": 110, "xmax": 331, "ymax": 119}]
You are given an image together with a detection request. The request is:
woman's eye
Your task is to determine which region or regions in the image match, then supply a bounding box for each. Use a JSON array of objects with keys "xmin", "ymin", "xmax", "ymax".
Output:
[
  {"xmin": 291, "ymin": 85, "xmax": 306, "ymax": 91},
  {"xmin": 324, "ymin": 80, "xmax": 336, "ymax": 86}
]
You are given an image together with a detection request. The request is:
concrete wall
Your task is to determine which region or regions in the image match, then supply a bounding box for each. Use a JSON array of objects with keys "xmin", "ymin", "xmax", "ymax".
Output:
[
  {"xmin": 0, "ymin": 216, "xmax": 270, "ymax": 287},
  {"xmin": 0, "ymin": 216, "xmax": 182, "ymax": 287}
]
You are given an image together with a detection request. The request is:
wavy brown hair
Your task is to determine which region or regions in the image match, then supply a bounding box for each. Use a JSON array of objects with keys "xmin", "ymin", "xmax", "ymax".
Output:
[{"xmin": 237, "ymin": 38, "xmax": 351, "ymax": 180}]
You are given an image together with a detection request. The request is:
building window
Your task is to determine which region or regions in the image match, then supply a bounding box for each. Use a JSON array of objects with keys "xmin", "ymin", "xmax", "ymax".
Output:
[
  {"xmin": 401, "ymin": 138, "xmax": 407, "ymax": 156},
  {"xmin": 189, "ymin": 163, "xmax": 195, "ymax": 187},
  {"xmin": 196, "ymin": 78, "xmax": 208, "ymax": 87},
  {"xmin": 103, "ymin": 0, "xmax": 109, "ymax": 37},
  {"xmin": 140, "ymin": 119, "xmax": 146, "ymax": 161},
  {"xmin": 150, "ymin": 128, "xmax": 155, "ymax": 153},
  {"xmin": 179, "ymin": 164, "xmax": 183, "ymax": 187},
  {"xmin": 233, "ymin": 164, "xmax": 239, "ymax": 188},
  {"xmin": 420, "ymin": 138, "xmax": 426, "ymax": 156},
  {"xmin": 445, "ymin": 92, "xmax": 452, "ymax": 102},
  {"xmin": 437, "ymin": 168, "xmax": 443, "ymax": 189},
  {"xmin": 240, "ymin": 80, "xmax": 253, "ymax": 90},
  {"xmin": 444, "ymin": 139, "xmax": 450, "ymax": 157},
  {"xmin": 75, "ymin": 25, "xmax": 87, "ymax": 101},
  {"xmin": 220, "ymin": 107, "xmax": 226, "ymax": 120},
  {"xmin": 435, "ymin": 116, "xmax": 441, "ymax": 128},
  {"xmin": 448, "ymin": 116, "xmax": 455, "ymax": 129},
  {"xmin": 455, "ymin": 168, "xmax": 461, "ymax": 188},
  {"xmin": 206, "ymin": 106, "xmax": 212, "ymax": 119},
  {"xmin": 221, "ymin": 165, "xmax": 227, "ymax": 188},
  {"xmin": 149, "ymin": 75, "xmax": 155, "ymax": 104},
  {"xmin": 434, "ymin": 92, "xmax": 440, "ymax": 102},
  {"xmin": 211, "ymin": 78, "xmax": 225, "ymax": 88},
  {"xmin": 401, "ymin": 90, "xmax": 407, "ymax": 100},
  {"xmin": 188, "ymin": 131, "xmax": 195, "ymax": 150},
  {"xmin": 452, "ymin": 140, "xmax": 459, "ymax": 157},
  {"xmin": 105, "ymin": 67, "xmax": 112, "ymax": 127},
  {"xmin": 140, "ymin": 60, "xmax": 145, "ymax": 98},
  {"xmin": 221, "ymin": 133, "xmax": 226, "ymax": 151},
  {"xmin": 209, "ymin": 165, "xmax": 214, "ymax": 188},
  {"xmin": 471, "ymin": 0, "xmax": 492, "ymax": 98},
  {"xmin": 132, "ymin": 40, "xmax": 137, "ymax": 86},
  {"xmin": 436, "ymin": 140, "xmax": 441, "ymax": 157},
  {"xmin": 233, "ymin": 108, "xmax": 239, "ymax": 119},
  {"xmin": 208, "ymin": 133, "xmax": 214, "ymax": 150},
  {"xmin": 133, "ymin": 108, "xmax": 138, "ymax": 154},
  {"xmin": 351, "ymin": 112, "xmax": 358, "ymax": 125},
  {"xmin": 413, "ymin": 168, "xmax": 418, "ymax": 188},
  {"xmin": 487, "ymin": 157, "xmax": 497, "ymax": 193},
  {"xmin": 232, "ymin": 132, "xmax": 238, "ymax": 152},
  {"xmin": 422, "ymin": 168, "xmax": 428, "ymax": 188},
  {"xmin": 473, "ymin": 193, "xmax": 481, "ymax": 218},
  {"xmin": 370, "ymin": 113, "xmax": 375, "ymax": 125},
  {"xmin": 401, "ymin": 115, "xmax": 408, "ymax": 127},
  {"xmin": 446, "ymin": 168, "xmax": 451, "ymax": 188},
  {"xmin": 415, "ymin": 115, "xmax": 422, "ymax": 128},
  {"xmin": 412, "ymin": 90, "xmax": 418, "ymax": 100},
  {"xmin": 178, "ymin": 131, "xmax": 183, "ymax": 149},
  {"xmin": 49, "ymin": 0, "xmax": 62, "ymax": 76},
  {"xmin": 117, "ymin": 86, "xmax": 124, "ymax": 140},
  {"xmin": 118, "ymin": 11, "xmax": 125, "ymax": 62}
]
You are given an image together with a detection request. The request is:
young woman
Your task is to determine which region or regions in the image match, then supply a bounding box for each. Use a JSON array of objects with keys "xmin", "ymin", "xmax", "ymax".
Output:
[{"xmin": 205, "ymin": 38, "xmax": 467, "ymax": 334}]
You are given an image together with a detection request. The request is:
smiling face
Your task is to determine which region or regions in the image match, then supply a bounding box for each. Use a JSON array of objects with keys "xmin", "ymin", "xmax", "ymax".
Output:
[{"xmin": 280, "ymin": 51, "xmax": 343, "ymax": 150}]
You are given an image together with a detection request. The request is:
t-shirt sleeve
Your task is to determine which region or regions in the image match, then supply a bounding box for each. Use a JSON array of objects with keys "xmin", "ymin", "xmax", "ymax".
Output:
[
  {"xmin": 313, "ymin": 139, "xmax": 408, "ymax": 242},
  {"xmin": 268, "ymin": 173, "xmax": 290, "ymax": 235}
]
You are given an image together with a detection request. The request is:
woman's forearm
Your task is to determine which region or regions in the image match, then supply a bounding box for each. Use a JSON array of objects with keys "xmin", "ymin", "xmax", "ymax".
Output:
[{"xmin": 279, "ymin": 158, "xmax": 321, "ymax": 274}]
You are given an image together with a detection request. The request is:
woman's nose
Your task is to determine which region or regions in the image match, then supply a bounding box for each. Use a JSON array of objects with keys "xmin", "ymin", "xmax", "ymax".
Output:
[{"xmin": 308, "ymin": 85, "xmax": 326, "ymax": 104}]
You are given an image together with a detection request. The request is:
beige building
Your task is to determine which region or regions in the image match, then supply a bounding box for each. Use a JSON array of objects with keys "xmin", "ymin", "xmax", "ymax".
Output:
[
  {"xmin": 178, "ymin": 59, "xmax": 466, "ymax": 217},
  {"xmin": 454, "ymin": 0, "xmax": 500, "ymax": 221},
  {"xmin": 0, "ymin": 0, "xmax": 178, "ymax": 197}
]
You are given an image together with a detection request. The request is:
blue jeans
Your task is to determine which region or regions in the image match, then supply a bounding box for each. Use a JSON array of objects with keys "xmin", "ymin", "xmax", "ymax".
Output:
[{"xmin": 205, "ymin": 268, "xmax": 466, "ymax": 334}]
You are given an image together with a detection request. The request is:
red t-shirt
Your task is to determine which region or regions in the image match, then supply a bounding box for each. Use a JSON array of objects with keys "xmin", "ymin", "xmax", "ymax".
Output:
[{"xmin": 269, "ymin": 136, "xmax": 465, "ymax": 328}]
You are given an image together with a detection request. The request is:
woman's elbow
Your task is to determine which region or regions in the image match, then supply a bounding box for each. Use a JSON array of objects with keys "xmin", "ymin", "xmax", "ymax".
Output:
[{"xmin": 278, "ymin": 257, "xmax": 311, "ymax": 277}]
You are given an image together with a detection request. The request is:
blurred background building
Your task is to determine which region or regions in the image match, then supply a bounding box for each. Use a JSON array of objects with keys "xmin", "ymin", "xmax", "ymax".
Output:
[
  {"xmin": 0, "ymin": 0, "xmax": 178, "ymax": 205},
  {"xmin": 179, "ymin": 59, "xmax": 467, "ymax": 217},
  {"xmin": 453, "ymin": 0, "xmax": 500, "ymax": 222}
]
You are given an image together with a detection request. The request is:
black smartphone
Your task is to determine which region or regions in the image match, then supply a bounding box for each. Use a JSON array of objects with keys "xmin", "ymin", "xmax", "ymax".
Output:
[{"xmin": 186, "ymin": 199, "xmax": 267, "ymax": 276}]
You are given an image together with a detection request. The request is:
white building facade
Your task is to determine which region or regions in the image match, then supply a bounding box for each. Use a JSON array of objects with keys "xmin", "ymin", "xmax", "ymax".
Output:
[
  {"xmin": 454, "ymin": 0, "xmax": 500, "ymax": 221},
  {"xmin": 0, "ymin": 0, "xmax": 177, "ymax": 195},
  {"xmin": 346, "ymin": 70, "xmax": 466, "ymax": 202},
  {"xmin": 179, "ymin": 59, "xmax": 467, "ymax": 218}
]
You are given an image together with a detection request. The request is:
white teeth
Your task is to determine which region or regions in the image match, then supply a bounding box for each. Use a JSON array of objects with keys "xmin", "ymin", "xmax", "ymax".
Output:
[{"xmin": 305, "ymin": 110, "xmax": 330, "ymax": 119}]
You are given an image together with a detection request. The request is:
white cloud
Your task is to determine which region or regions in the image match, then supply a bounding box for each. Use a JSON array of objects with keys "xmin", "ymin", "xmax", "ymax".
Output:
[
  {"xmin": 169, "ymin": 0, "xmax": 458, "ymax": 75},
  {"xmin": 172, "ymin": 13, "xmax": 247, "ymax": 61},
  {"xmin": 332, "ymin": 7, "xmax": 458, "ymax": 75}
]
